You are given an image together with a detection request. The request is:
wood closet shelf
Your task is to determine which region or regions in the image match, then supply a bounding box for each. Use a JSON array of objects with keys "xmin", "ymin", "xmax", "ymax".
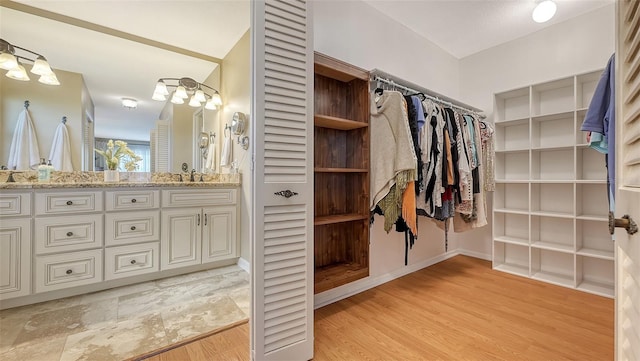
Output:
[
  {"xmin": 314, "ymin": 262, "xmax": 369, "ymax": 294},
  {"xmin": 314, "ymin": 52, "xmax": 370, "ymax": 294},
  {"xmin": 314, "ymin": 213, "xmax": 368, "ymax": 226},
  {"xmin": 315, "ymin": 114, "xmax": 369, "ymax": 130}
]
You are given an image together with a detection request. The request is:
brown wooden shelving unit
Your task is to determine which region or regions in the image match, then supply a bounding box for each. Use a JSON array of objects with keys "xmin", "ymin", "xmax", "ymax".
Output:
[{"xmin": 314, "ymin": 52, "xmax": 370, "ymax": 294}]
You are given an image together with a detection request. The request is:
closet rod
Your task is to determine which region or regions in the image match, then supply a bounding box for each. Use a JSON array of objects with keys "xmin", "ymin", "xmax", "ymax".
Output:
[{"xmin": 370, "ymin": 69, "xmax": 485, "ymax": 118}]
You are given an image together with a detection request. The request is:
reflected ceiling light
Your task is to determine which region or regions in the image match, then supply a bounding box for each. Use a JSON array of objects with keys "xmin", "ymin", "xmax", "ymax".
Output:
[
  {"xmin": 0, "ymin": 38, "xmax": 59, "ymax": 85},
  {"xmin": 532, "ymin": 0, "xmax": 557, "ymax": 23},
  {"xmin": 152, "ymin": 77, "xmax": 222, "ymax": 109},
  {"xmin": 122, "ymin": 98, "xmax": 138, "ymax": 109}
]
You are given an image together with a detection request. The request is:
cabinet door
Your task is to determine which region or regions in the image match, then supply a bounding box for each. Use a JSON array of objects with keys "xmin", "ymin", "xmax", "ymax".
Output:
[
  {"xmin": 0, "ymin": 218, "xmax": 31, "ymax": 300},
  {"xmin": 202, "ymin": 206, "xmax": 237, "ymax": 263},
  {"xmin": 161, "ymin": 208, "xmax": 201, "ymax": 270}
]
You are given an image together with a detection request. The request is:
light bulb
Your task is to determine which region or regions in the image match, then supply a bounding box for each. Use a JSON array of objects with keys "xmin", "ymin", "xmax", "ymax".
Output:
[
  {"xmin": 175, "ymin": 85, "xmax": 188, "ymax": 99},
  {"xmin": 211, "ymin": 93, "xmax": 222, "ymax": 106},
  {"xmin": 31, "ymin": 56, "xmax": 53, "ymax": 76},
  {"xmin": 6, "ymin": 62, "xmax": 30, "ymax": 81},
  {"xmin": 194, "ymin": 89, "xmax": 207, "ymax": 103},
  {"xmin": 205, "ymin": 99, "xmax": 217, "ymax": 110},
  {"xmin": 171, "ymin": 93, "xmax": 184, "ymax": 104},
  {"xmin": 532, "ymin": 0, "xmax": 556, "ymax": 23},
  {"xmin": 0, "ymin": 52, "xmax": 18, "ymax": 70},
  {"xmin": 38, "ymin": 72, "xmax": 60, "ymax": 85},
  {"xmin": 152, "ymin": 92, "xmax": 167, "ymax": 101},
  {"xmin": 188, "ymin": 95, "xmax": 202, "ymax": 107},
  {"xmin": 154, "ymin": 80, "xmax": 169, "ymax": 96}
]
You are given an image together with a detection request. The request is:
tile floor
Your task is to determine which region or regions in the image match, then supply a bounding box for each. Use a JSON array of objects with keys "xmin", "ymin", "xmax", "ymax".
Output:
[{"xmin": 0, "ymin": 265, "xmax": 250, "ymax": 361}]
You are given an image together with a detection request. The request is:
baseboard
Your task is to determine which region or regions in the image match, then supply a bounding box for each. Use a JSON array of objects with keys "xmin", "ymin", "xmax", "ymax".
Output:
[
  {"xmin": 237, "ymin": 257, "xmax": 250, "ymax": 273},
  {"xmin": 458, "ymin": 249, "xmax": 492, "ymax": 261},
  {"xmin": 314, "ymin": 251, "xmax": 460, "ymax": 309}
]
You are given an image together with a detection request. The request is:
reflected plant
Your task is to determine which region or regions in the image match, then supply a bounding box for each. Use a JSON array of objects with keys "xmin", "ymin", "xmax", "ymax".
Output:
[{"xmin": 95, "ymin": 140, "xmax": 143, "ymax": 171}]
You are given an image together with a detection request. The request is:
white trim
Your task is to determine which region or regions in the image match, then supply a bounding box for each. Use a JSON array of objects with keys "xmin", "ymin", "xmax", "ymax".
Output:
[
  {"xmin": 314, "ymin": 251, "xmax": 461, "ymax": 309},
  {"xmin": 237, "ymin": 257, "xmax": 250, "ymax": 273},
  {"xmin": 458, "ymin": 249, "xmax": 492, "ymax": 261}
]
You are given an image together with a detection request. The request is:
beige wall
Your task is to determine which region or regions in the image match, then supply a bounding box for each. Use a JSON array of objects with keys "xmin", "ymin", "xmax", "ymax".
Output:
[
  {"xmin": 1, "ymin": 69, "xmax": 85, "ymax": 170},
  {"xmin": 220, "ymin": 30, "xmax": 251, "ymax": 261}
]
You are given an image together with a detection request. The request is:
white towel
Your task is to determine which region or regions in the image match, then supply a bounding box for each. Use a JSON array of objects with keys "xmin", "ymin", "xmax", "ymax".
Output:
[
  {"xmin": 7, "ymin": 109, "xmax": 40, "ymax": 170},
  {"xmin": 204, "ymin": 142, "xmax": 216, "ymax": 172},
  {"xmin": 220, "ymin": 136, "xmax": 232, "ymax": 168},
  {"xmin": 49, "ymin": 123, "xmax": 73, "ymax": 171}
]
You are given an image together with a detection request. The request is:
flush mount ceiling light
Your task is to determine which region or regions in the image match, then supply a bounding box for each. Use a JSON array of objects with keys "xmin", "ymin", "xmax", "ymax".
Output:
[
  {"xmin": 532, "ymin": 0, "xmax": 557, "ymax": 23},
  {"xmin": 122, "ymin": 98, "xmax": 138, "ymax": 109},
  {"xmin": 152, "ymin": 77, "xmax": 222, "ymax": 110},
  {"xmin": 0, "ymin": 38, "xmax": 60, "ymax": 85}
]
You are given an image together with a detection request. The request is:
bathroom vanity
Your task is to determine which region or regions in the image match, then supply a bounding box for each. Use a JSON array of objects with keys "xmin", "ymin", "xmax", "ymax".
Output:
[{"xmin": 0, "ymin": 172, "xmax": 241, "ymax": 309}]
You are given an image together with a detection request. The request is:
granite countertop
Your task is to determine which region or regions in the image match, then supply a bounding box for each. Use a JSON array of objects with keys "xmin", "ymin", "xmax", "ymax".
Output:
[{"xmin": 0, "ymin": 171, "xmax": 241, "ymax": 189}]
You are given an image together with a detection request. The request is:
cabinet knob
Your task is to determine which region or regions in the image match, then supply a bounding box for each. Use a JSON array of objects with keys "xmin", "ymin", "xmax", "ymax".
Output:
[
  {"xmin": 66, "ymin": 269, "xmax": 73, "ymax": 275},
  {"xmin": 66, "ymin": 200, "xmax": 73, "ymax": 205},
  {"xmin": 130, "ymin": 226, "xmax": 136, "ymax": 231},
  {"xmin": 130, "ymin": 259, "xmax": 137, "ymax": 265},
  {"xmin": 66, "ymin": 231, "xmax": 73, "ymax": 237},
  {"xmin": 131, "ymin": 198, "xmax": 137, "ymax": 203}
]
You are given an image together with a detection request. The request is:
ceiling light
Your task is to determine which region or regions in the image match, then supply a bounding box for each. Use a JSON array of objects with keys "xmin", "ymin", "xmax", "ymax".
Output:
[
  {"xmin": 1, "ymin": 38, "xmax": 60, "ymax": 85},
  {"xmin": 532, "ymin": 0, "xmax": 557, "ymax": 23},
  {"xmin": 152, "ymin": 77, "xmax": 222, "ymax": 109},
  {"xmin": 6, "ymin": 61, "xmax": 30, "ymax": 81},
  {"xmin": 122, "ymin": 98, "xmax": 138, "ymax": 109}
]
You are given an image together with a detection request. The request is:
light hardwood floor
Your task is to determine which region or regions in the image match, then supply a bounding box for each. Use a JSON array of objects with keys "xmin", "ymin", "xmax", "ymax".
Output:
[{"xmin": 141, "ymin": 255, "xmax": 614, "ymax": 361}]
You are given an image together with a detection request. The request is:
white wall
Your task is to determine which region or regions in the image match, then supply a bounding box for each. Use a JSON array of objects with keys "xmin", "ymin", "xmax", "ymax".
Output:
[
  {"xmin": 313, "ymin": 0, "xmax": 461, "ymax": 295},
  {"xmin": 456, "ymin": 4, "xmax": 616, "ymax": 258}
]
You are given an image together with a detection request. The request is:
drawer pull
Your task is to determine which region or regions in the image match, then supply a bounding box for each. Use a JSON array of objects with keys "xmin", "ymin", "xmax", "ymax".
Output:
[
  {"xmin": 130, "ymin": 259, "xmax": 137, "ymax": 265},
  {"xmin": 66, "ymin": 269, "xmax": 73, "ymax": 275},
  {"xmin": 66, "ymin": 200, "xmax": 73, "ymax": 205},
  {"xmin": 130, "ymin": 226, "xmax": 136, "ymax": 231},
  {"xmin": 131, "ymin": 199, "xmax": 137, "ymax": 203},
  {"xmin": 66, "ymin": 231, "xmax": 74, "ymax": 237}
]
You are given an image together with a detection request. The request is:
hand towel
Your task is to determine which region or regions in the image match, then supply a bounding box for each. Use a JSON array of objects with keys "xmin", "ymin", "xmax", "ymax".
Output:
[
  {"xmin": 204, "ymin": 142, "xmax": 216, "ymax": 172},
  {"xmin": 220, "ymin": 136, "xmax": 232, "ymax": 168},
  {"xmin": 7, "ymin": 109, "xmax": 41, "ymax": 170},
  {"xmin": 49, "ymin": 123, "xmax": 73, "ymax": 171}
]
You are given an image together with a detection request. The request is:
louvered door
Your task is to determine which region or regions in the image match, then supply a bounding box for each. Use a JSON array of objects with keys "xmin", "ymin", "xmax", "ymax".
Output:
[
  {"xmin": 615, "ymin": 1, "xmax": 640, "ymax": 360},
  {"xmin": 155, "ymin": 120, "xmax": 171, "ymax": 172},
  {"xmin": 251, "ymin": 0, "xmax": 314, "ymax": 360}
]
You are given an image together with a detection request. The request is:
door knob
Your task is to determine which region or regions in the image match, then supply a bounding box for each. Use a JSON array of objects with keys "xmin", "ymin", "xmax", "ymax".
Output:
[
  {"xmin": 609, "ymin": 213, "xmax": 638, "ymax": 235},
  {"xmin": 274, "ymin": 190, "xmax": 298, "ymax": 198}
]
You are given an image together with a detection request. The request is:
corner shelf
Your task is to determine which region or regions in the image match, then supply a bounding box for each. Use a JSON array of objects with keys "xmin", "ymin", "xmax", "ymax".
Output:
[
  {"xmin": 313, "ymin": 52, "xmax": 370, "ymax": 294},
  {"xmin": 492, "ymin": 70, "xmax": 614, "ymax": 298}
]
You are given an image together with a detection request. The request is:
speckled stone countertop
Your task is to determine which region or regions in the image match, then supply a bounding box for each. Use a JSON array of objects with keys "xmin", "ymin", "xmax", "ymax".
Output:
[{"xmin": 0, "ymin": 171, "xmax": 241, "ymax": 189}]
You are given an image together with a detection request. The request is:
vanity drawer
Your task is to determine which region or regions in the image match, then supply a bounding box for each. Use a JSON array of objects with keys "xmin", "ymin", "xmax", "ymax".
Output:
[
  {"xmin": 105, "ymin": 190, "xmax": 159, "ymax": 211},
  {"xmin": 0, "ymin": 192, "xmax": 31, "ymax": 216},
  {"xmin": 105, "ymin": 210, "xmax": 160, "ymax": 246},
  {"xmin": 35, "ymin": 214, "xmax": 103, "ymax": 254},
  {"xmin": 35, "ymin": 249, "xmax": 103, "ymax": 293},
  {"xmin": 105, "ymin": 242, "xmax": 159, "ymax": 280},
  {"xmin": 35, "ymin": 191, "xmax": 103, "ymax": 215},
  {"xmin": 162, "ymin": 189, "xmax": 237, "ymax": 208}
]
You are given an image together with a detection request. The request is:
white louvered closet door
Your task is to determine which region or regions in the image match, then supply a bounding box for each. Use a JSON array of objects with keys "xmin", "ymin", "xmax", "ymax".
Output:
[
  {"xmin": 251, "ymin": 0, "xmax": 314, "ymax": 360},
  {"xmin": 616, "ymin": 1, "xmax": 640, "ymax": 360}
]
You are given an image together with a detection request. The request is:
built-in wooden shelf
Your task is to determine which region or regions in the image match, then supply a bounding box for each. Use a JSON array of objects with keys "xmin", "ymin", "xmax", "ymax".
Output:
[
  {"xmin": 315, "ymin": 114, "xmax": 368, "ymax": 130},
  {"xmin": 315, "ymin": 213, "xmax": 368, "ymax": 226},
  {"xmin": 314, "ymin": 167, "xmax": 368, "ymax": 173},
  {"xmin": 314, "ymin": 53, "xmax": 369, "ymax": 82},
  {"xmin": 314, "ymin": 263, "xmax": 369, "ymax": 294}
]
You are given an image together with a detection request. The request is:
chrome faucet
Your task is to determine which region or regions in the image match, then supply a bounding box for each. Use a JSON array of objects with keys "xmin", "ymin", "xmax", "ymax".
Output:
[{"xmin": 190, "ymin": 169, "xmax": 196, "ymax": 182}]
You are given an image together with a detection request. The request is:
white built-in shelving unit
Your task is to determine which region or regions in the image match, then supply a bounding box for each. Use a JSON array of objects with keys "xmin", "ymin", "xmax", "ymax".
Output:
[{"xmin": 492, "ymin": 69, "xmax": 614, "ymax": 298}]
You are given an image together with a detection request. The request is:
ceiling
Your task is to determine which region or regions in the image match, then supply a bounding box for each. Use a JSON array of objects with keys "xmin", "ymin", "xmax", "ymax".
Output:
[
  {"xmin": 2, "ymin": 0, "xmax": 613, "ymax": 142},
  {"xmin": 363, "ymin": 0, "xmax": 614, "ymax": 59}
]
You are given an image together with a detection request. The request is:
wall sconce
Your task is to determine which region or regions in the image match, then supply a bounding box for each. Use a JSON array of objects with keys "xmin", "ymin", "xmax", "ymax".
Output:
[
  {"xmin": 0, "ymin": 38, "xmax": 60, "ymax": 85},
  {"xmin": 152, "ymin": 77, "xmax": 222, "ymax": 110}
]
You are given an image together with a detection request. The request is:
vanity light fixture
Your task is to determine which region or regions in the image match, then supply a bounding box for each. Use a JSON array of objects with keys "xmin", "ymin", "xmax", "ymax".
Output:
[
  {"xmin": 152, "ymin": 77, "xmax": 221, "ymax": 110},
  {"xmin": 0, "ymin": 38, "xmax": 60, "ymax": 85},
  {"xmin": 122, "ymin": 98, "xmax": 138, "ymax": 109},
  {"xmin": 532, "ymin": 0, "xmax": 557, "ymax": 23}
]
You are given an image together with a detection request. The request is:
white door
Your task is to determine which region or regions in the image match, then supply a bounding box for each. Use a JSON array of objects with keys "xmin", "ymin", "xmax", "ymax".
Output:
[
  {"xmin": 161, "ymin": 208, "xmax": 201, "ymax": 269},
  {"xmin": 615, "ymin": 1, "xmax": 640, "ymax": 360},
  {"xmin": 251, "ymin": 0, "xmax": 314, "ymax": 360}
]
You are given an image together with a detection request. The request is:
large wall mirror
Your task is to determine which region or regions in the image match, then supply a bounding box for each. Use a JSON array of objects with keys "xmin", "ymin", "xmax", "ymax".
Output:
[{"xmin": 0, "ymin": 1, "xmax": 249, "ymax": 173}]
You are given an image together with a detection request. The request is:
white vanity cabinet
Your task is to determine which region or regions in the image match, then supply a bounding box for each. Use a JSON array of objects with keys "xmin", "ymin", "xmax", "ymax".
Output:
[
  {"xmin": 34, "ymin": 190, "xmax": 104, "ymax": 293},
  {"xmin": 161, "ymin": 189, "xmax": 238, "ymax": 270},
  {"xmin": 104, "ymin": 190, "xmax": 160, "ymax": 280},
  {"xmin": 0, "ymin": 192, "xmax": 32, "ymax": 300}
]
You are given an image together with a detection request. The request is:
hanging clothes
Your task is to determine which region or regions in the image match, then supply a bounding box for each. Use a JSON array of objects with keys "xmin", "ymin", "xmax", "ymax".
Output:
[
  {"xmin": 7, "ymin": 107, "xmax": 40, "ymax": 170},
  {"xmin": 49, "ymin": 122, "xmax": 73, "ymax": 171},
  {"xmin": 370, "ymin": 90, "xmax": 417, "ymax": 232}
]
